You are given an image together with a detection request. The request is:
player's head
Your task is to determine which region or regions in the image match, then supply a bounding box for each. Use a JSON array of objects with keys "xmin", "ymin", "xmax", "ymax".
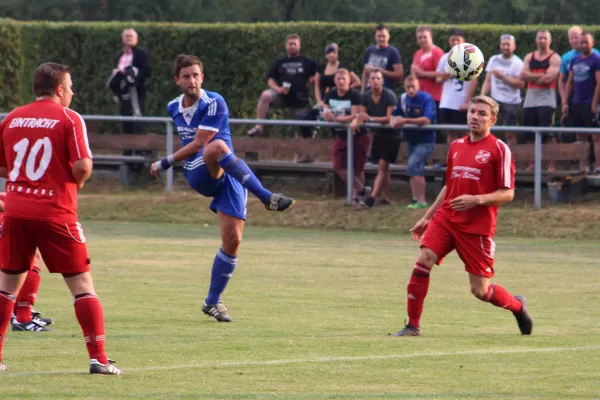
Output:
[
  {"xmin": 535, "ymin": 29, "xmax": 552, "ymax": 51},
  {"xmin": 174, "ymin": 54, "xmax": 204, "ymax": 99},
  {"xmin": 568, "ymin": 25, "xmax": 583, "ymax": 50},
  {"xmin": 467, "ymin": 95, "xmax": 498, "ymax": 136},
  {"xmin": 334, "ymin": 68, "xmax": 350, "ymax": 92},
  {"xmin": 285, "ymin": 34, "xmax": 301, "ymax": 57},
  {"xmin": 500, "ymin": 34, "xmax": 516, "ymax": 57},
  {"xmin": 580, "ymin": 31, "xmax": 595, "ymax": 56},
  {"xmin": 122, "ymin": 28, "xmax": 138, "ymax": 48},
  {"xmin": 33, "ymin": 62, "xmax": 73, "ymax": 107},
  {"xmin": 416, "ymin": 25, "xmax": 433, "ymax": 49},
  {"xmin": 368, "ymin": 69, "xmax": 383, "ymax": 90},
  {"xmin": 403, "ymin": 75, "xmax": 420, "ymax": 98},
  {"xmin": 448, "ymin": 28, "xmax": 465, "ymax": 48},
  {"xmin": 375, "ymin": 23, "xmax": 390, "ymax": 48}
]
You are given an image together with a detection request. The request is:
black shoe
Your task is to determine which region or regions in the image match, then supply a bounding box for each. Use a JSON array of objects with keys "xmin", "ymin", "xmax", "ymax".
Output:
[
  {"xmin": 90, "ymin": 359, "xmax": 122, "ymax": 375},
  {"xmin": 360, "ymin": 196, "xmax": 375, "ymax": 209},
  {"xmin": 0, "ymin": 362, "xmax": 6, "ymax": 371},
  {"xmin": 202, "ymin": 302, "xmax": 232, "ymax": 322},
  {"xmin": 358, "ymin": 186, "xmax": 372, "ymax": 199},
  {"xmin": 12, "ymin": 319, "xmax": 51, "ymax": 332},
  {"xmin": 513, "ymin": 296, "xmax": 533, "ymax": 335},
  {"xmin": 265, "ymin": 193, "xmax": 295, "ymax": 212},
  {"xmin": 31, "ymin": 310, "xmax": 53, "ymax": 326},
  {"xmin": 393, "ymin": 323, "xmax": 421, "ymax": 337}
]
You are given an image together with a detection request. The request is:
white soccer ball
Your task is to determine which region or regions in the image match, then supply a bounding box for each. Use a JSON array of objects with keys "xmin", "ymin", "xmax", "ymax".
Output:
[{"xmin": 446, "ymin": 43, "xmax": 485, "ymax": 82}]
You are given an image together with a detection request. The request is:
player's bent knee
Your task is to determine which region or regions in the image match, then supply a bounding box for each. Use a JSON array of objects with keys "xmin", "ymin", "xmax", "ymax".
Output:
[
  {"xmin": 470, "ymin": 285, "xmax": 488, "ymax": 300},
  {"xmin": 416, "ymin": 247, "xmax": 436, "ymax": 269}
]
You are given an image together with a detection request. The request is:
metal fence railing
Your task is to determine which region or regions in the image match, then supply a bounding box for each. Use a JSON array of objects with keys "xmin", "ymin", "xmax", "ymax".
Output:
[{"xmin": 2, "ymin": 112, "xmax": 600, "ymax": 209}]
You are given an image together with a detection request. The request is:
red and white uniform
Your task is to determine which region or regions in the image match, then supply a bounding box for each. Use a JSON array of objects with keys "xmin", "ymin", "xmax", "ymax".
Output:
[
  {"xmin": 422, "ymin": 134, "xmax": 515, "ymax": 277},
  {"xmin": 0, "ymin": 100, "xmax": 92, "ymax": 274}
]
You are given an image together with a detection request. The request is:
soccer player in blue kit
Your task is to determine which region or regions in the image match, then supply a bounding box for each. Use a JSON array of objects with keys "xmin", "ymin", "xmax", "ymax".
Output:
[{"xmin": 151, "ymin": 54, "xmax": 294, "ymax": 322}]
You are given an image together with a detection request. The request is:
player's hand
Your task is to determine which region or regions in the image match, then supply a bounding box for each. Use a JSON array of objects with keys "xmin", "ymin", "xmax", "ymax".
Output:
[
  {"xmin": 322, "ymin": 110, "xmax": 336, "ymax": 122},
  {"xmin": 390, "ymin": 116, "xmax": 405, "ymax": 129},
  {"xmin": 449, "ymin": 194, "xmax": 481, "ymax": 211},
  {"xmin": 77, "ymin": 182, "xmax": 85, "ymax": 190},
  {"xmin": 150, "ymin": 162, "xmax": 161, "ymax": 177},
  {"xmin": 410, "ymin": 217, "xmax": 430, "ymax": 241}
]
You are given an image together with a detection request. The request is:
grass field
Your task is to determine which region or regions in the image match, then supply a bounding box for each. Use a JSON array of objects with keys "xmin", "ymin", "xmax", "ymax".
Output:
[{"xmin": 1, "ymin": 221, "xmax": 599, "ymax": 399}]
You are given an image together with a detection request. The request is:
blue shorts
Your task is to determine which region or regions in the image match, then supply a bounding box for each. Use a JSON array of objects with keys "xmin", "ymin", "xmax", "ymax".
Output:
[
  {"xmin": 406, "ymin": 142, "xmax": 434, "ymax": 177},
  {"xmin": 183, "ymin": 148, "xmax": 248, "ymax": 221}
]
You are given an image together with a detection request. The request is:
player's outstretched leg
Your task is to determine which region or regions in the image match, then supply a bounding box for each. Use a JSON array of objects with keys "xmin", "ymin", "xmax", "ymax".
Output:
[
  {"xmin": 470, "ymin": 275, "xmax": 533, "ymax": 335},
  {"xmin": 204, "ymin": 140, "xmax": 295, "ymax": 211},
  {"xmin": 394, "ymin": 248, "xmax": 436, "ymax": 337},
  {"xmin": 0, "ymin": 271, "xmax": 28, "ymax": 372},
  {"xmin": 65, "ymin": 273, "xmax": 122, "ymax": 375},
  {"xmin": 202, "ymin": 213, "xmax": 242, "ymax": 322}
]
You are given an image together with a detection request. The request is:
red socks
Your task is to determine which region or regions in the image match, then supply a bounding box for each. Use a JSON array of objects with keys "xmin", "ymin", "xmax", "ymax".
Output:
[
  {"xmin": 14, "ymin": 266, "xmax": 41, "ymax": 324},
  {"xmin": 407, "ymin": 263, "xmax": 431, "ymax": 328},
  {"xmin": 74, "ymin": 294, "xmax": 108, "ymax": 364},
  {"xmin": 0, "ymin": 291, "xmax": 16, "ymax": 362},
  {"xmin": 484, "ymin": 284, "xmax": 523, "ymax": 313}
]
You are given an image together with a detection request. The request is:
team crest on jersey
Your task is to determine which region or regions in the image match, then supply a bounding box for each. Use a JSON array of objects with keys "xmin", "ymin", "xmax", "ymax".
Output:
[
  {"xmin": 413, "ymin": 108, "xmax": 421, "ymax": 116},
  {"xmin": 475, "ymin": 150, "xmax": 491, "ymax": 164}
]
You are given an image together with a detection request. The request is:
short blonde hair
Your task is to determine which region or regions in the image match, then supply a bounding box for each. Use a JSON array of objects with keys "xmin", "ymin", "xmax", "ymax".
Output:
[
  {"xmin": 469, "ymin": 95, "xmax": 499, "ymax": 117},
  {"xmin": 334, "ymin": 68, "xmax": 350, "ymax": 77}
]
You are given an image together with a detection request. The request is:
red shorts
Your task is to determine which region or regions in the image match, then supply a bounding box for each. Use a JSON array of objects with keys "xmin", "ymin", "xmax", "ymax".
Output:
[
  {"xmin": 421, "ymin": 214, "xmax": 496, "ymax": 277},
  {"xmin": 1, "ymin": 216, "xmax": 90, "ymax": 274},
  {"xmin": 332, "ymin": 134, "xmax": 370, "ymax": 174}
]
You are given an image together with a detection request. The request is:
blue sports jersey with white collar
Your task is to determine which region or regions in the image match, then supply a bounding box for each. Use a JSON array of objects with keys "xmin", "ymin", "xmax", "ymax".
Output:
[{"xmin": 167, "ymin": 89, "xmax": 233, "ymax": 163}]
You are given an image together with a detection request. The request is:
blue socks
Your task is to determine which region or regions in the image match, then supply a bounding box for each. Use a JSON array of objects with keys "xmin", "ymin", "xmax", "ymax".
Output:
[
  {"xmin": 205, "ymin": 249, "xmax": 237, "ymax": 305},
  {"xmin": 217, "ymin": 151, "xmax": 272, "ymax": 204}
]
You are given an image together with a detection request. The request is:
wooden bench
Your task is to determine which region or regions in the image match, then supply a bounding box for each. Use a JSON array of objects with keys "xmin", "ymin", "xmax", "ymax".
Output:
[{"xmin": 88, "ymin": 133, "xmax": 591, "ymax": 193}]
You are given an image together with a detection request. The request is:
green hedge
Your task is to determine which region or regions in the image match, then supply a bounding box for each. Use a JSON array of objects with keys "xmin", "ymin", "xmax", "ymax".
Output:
[
  {"xmin": 0, "ymin": 20, "xmax": 22, "ymax": 111},
  {"xmin": 2, "ymin": 21, "xmax": 600, "ymax": 123}
]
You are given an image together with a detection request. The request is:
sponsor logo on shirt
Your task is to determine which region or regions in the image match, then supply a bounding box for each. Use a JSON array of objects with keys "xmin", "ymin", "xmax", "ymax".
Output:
[
  {"xmin": 475, "ymin": 150, "xmax": 492, "ymax": 164},
  {"xmin": 452, "ymin": 166, "xmax": 482, "ymax": 181}
]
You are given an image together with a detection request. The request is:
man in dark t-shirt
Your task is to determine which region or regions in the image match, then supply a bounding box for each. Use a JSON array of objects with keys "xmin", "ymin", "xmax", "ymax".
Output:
[
  {"xmin": 361, "ymin": 23, "xmax": 404, "ymax": 92},
  {"xmin": 323, "ymin": 69, "xmax": 369, "ymax": 202},
  {"xmin": 248, "ymin": 34, "xmax": 318, "ymax": 138}
]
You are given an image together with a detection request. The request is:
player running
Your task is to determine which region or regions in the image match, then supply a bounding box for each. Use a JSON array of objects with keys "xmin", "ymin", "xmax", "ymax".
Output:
[
  {"xmin": 394, "ymin": 95, "xmax": 533, "ymax": 337},
  {"xmin": 151, "ymin": 55, "xmax": 294, "ymax": 322},
  {"xmin": 0, "ymin": 62, "xmax": 121, "ymax": 374}
]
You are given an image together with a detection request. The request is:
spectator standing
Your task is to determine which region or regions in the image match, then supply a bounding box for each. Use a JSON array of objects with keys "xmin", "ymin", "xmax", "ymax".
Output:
[
  {"xmin": 563, "ymin": 32, "xmax": 600, "ymax": 173},
  {"xmin": 436, "ymin": 29, "xmax": 478, "ymax": 145},
  {"xmin": 315, "ymin": 43, "xmax": 361, "ymax": 108},
  {"xmin": 109, "ymin": 28, "xmax": 151, "ymax": 148},
  {"xmin": 520, "ymin": 29, "xmax": 561, "ymax": 171},
  {"xmin": 322, "ymin": 69, "xmax": 369, "ymax": 202},
  {"xmin": 412, "ymin": 26, "xmax": 444, "ymax": 106},
  {"xmin": 480, "ymin": 34, "xmax": 524, "ymax": 147},
  {"xmin": 390, "ymin": 75, "xmax": 437, "ymax": 209},
  {"xmin": 361, "ymin": 24, "xmax": 404, "ymax": 93},
  {"xmin": 354, "ymin": 70, "xmax": 397, "ymax": 208},
  {"xmin": 247, "ymin": 34, "xmax": 318, "ymax": 139}
]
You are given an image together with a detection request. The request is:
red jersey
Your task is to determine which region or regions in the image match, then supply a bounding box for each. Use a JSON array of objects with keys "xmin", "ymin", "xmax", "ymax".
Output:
[
  {"xmin": 412, "ymin": 46, "xmax": 444, "ymax": 101},
  {"xmin": 438, "ymin": 134, "xmax": 515, "ymax": 236},
  {"xmin": 0, "ymin": 100, "xmax": 92, "ymax": 222}
]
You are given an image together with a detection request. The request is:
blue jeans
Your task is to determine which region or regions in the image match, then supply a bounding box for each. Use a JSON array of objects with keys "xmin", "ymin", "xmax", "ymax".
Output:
[{"xmin": 407, "ymin": 142, "xmax": 434, "ymax": 176}]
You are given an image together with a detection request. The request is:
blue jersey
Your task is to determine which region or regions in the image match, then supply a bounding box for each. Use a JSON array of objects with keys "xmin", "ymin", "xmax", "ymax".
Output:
[
  {"xmin": 167, "ymin": 89, "xmax": 233, "ymax": 164},
  {"xmin": 394, "ymin": 90, "xmax": 437, "ymax": 145}
]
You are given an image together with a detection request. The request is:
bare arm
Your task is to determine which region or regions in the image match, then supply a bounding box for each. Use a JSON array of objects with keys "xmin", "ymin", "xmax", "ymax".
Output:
[
  {"xmin": 314, "ymin": 72, "xmax": 323, "ymax": 103},
  {"xmin": 72, "ymin": 158, "xmax": 93, "ymax": 187},
  {"xmin": 592, "ymin": 70, "xmax": 600, "ymax": 112},
  {"xmin": 267, "ymin": 78, "xmax": 283, "ymax": 94},
  {"xmin": 536, "ymin": 54, "xmax": 561, "ymax": 85},
  {"xmin": 480, "ymin": 71, "xmax": 492, "ymax": 96},
  {"xmin": 423, "ymin": 186, "xmax": 447, "ymax": 220},
  {"xmin": 558, "ymin": 72, "xmax": 569, "ymax": 105},
  {"xmin": 379, "ymin": 63, "xmax": 404, "ymax": 81},
  {"xmin": 368, "ymin": 105, "xmax": 395, "ymax": 125},
  {"xmin": 402, "ymin": 116, "xmax": 431, "ymax": 126},
  {"xmin": 563, "ymin": 71, "xmax": 574, "ymax": 106},
  {"xmin": 476, "ymin": 188, "xmax": 515, "ymax": 206},
  {"xmin": 520, "ymin": 54, "xmax": 544, "ymax": 82},
  {"xmin": 361, "ymin": 68, "xmax": 367, "ymax": 93},
  {"xmin": 336, "ymin": 105, "xmax": 361, "ymax": 124},
  {"xmin": 464, "ymin": 77, "xmax": 478, "ymax": 103},
  {"xmin": 350, "ymin": 71, "xmax": 362, "ymax": 89},
  {"xmin": 498, "ymin": 73, "xmax": 525, "ymax": 89}
]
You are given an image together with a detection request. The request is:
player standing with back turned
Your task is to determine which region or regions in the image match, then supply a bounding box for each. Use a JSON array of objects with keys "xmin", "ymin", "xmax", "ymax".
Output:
[
  {"xmin": 394, "ymin": 95, "xmax": 533, "ymax": 337},
  {"xmin": 0, "ymin": 62, "xmax": 121, "ymax": 374}
]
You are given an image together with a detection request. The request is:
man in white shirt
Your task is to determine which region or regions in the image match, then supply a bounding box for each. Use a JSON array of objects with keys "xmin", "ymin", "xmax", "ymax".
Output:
[
  {"xmin": 481, "ymin": 34, "xmax": 524, "ymax": 147},
  {"xmin": 436, "ymin": 29, "xmax": 478, "ymax": 145}
]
